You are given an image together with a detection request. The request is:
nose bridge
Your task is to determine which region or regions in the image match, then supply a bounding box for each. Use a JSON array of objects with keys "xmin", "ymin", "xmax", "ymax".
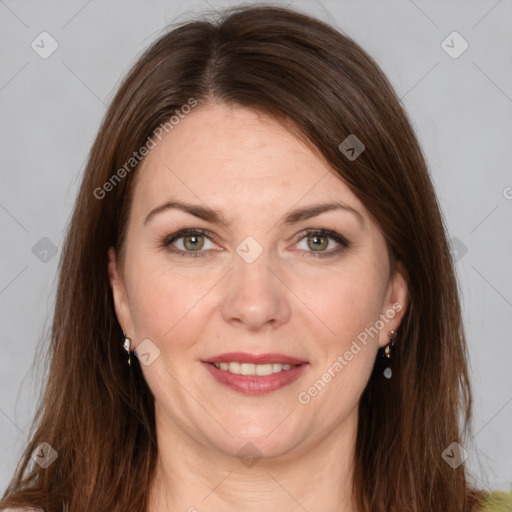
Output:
[
  {"xmin": 234, "ymin": 244, "xmax": 274, "ymax": 289},
  {"xmin": 221, "ymin": 240, "xmax": 290, "ymax": 329}
]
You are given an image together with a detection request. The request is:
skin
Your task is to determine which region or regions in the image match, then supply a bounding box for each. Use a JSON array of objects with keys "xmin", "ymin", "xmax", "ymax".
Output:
[{"xmin": 108, "ymin": 102, "xmax": 408, "ymax": 512}]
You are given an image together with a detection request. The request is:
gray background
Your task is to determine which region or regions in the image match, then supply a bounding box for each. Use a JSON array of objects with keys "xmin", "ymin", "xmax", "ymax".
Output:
[{"xmin": 1, "ymin": 0, "xmax": 511, "ymax": 494}]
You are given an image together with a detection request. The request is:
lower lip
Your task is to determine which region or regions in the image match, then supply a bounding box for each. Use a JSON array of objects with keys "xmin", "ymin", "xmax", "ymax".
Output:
[{"xmin": 202, "ymin": 362, "xmax": 309, "ymax": 395}]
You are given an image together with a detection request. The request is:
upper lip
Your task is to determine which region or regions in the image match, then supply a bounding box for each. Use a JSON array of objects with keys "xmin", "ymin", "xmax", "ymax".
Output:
[{"xmin": 202, "ymin": 352, "xmax": 307, "ymax": 365}]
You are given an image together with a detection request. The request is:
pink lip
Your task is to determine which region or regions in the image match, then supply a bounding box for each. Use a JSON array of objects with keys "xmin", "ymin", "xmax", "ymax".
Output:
[
  {"xmin": 202, "ymin": 352, "xmax": 307, "ymax": 365},
  {"xmin": 202, "ymin": 363, "xmax": 308, "ymax": 395}
]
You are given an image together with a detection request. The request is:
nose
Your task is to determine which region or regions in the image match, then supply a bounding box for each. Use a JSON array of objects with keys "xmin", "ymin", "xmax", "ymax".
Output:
[{"xmin": 221, "ymin": 249, "xmax": 292, "ymax": 332}]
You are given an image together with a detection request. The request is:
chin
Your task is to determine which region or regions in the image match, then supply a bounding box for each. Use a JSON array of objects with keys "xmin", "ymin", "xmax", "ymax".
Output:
[{"xmin": 202, "ymin": 418, "xmax": 306, "ymax": 462}]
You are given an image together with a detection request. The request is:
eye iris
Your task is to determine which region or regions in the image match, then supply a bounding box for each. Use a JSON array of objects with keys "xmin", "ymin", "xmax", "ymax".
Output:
[
  {"xmin": 308, "ymin": 234, "xmax": 328, "ymax": 251},
  {"xmin": 183, "ymin": 234, "xmax": 204, "ymax": 251}
]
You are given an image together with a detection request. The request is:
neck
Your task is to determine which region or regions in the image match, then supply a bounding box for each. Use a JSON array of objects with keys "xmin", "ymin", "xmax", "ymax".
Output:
[{"xmin": 148, "ymin": 406, "xmax": 359, "ymax": 512}]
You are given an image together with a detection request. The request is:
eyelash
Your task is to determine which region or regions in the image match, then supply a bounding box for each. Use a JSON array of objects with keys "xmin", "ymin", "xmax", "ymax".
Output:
[{"xmin": 161, "ymin": 228, "xmax": 350, "ymax": 259}]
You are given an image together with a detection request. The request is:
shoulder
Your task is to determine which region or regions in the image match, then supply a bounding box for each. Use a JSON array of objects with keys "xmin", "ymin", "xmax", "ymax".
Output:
[{"xmin": 478, "ymin": 489, "xmax": 512, "ymax": 511}]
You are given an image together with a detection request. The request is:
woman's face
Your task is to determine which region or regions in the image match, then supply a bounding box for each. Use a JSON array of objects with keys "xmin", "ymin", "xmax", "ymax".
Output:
[{"xmin": 109, "ymin": 102, "xmax": 408, "ymax": 460}]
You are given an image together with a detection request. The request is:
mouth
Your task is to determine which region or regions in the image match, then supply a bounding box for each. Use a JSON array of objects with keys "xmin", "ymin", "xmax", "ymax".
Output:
[{"xmin": 201, "ymin": 352, "xmax": 309, "ymax": 395}]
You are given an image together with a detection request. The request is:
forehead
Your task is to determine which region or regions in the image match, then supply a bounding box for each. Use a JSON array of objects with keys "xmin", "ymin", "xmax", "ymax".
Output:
[{"xmin": 131, "ymin": 103, "xmax": 367, "ymax": 221}]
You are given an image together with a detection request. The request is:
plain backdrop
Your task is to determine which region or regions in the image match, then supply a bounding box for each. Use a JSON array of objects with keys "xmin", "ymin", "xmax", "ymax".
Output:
[{"xmin": 1, "ymin": 0, "xmax": 511, "ymax": 495}]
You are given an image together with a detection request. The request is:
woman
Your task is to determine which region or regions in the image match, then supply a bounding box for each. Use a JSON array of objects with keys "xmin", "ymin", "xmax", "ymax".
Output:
[{"xmin": 1, "ymin": 4, "xmax": 508, "ymax": 512}]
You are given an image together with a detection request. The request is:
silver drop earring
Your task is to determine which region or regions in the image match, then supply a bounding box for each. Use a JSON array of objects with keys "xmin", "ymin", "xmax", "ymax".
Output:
[{"xmin": 383, "ymin": 330, "xmax": 397, "ymax": 379}]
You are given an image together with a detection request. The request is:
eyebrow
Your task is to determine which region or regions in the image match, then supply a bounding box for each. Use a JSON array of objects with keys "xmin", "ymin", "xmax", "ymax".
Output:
[{"xmin": 143, "ymin": 199, "xmax": 364, "ymax": 227}]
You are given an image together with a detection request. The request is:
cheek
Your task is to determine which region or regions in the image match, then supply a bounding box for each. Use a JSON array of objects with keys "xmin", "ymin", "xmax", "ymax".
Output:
[
  {"xmin": 126, "ymin": 258, "xmax": 211, "ymax": 346},
  {"xmin": 314, "ymin": 265, "xmax": 387, "ymax": 397},
  {"xmin": 303, "ymin": 264, "xmax": 385, "ymax": 344}
]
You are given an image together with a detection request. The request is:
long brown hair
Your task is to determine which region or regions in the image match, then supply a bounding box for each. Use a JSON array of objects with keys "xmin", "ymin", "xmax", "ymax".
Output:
[{"xmin": 1, "ymin": 4, "xmax": 483, "ymax": 511}]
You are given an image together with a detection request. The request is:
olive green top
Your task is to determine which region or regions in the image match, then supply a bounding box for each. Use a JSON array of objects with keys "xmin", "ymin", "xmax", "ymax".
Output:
[{"xmin": 479, "ymin": 489, "xmax": 512, "ymax": 511}]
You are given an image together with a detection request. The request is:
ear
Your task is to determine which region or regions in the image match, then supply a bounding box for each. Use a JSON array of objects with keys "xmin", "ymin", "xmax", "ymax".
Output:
[
  {"xmin": 378, "ymin": 261, "xmax": 409, "ymax": 349},
  {"xmin": 108, "ymin": 246, "xmax": 134, "ymax": 337}
]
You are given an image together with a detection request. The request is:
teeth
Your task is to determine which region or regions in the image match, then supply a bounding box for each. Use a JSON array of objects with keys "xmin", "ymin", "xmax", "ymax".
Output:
[{"xmin": 212, "ymin": 362, "xmax": 295, "ymax": 375}]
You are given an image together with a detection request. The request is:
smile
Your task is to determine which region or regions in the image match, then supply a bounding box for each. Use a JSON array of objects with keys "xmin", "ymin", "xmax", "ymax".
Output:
[{"xmin": 201, "ymin": 352, "xmax": 309, "ymax": 395}]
